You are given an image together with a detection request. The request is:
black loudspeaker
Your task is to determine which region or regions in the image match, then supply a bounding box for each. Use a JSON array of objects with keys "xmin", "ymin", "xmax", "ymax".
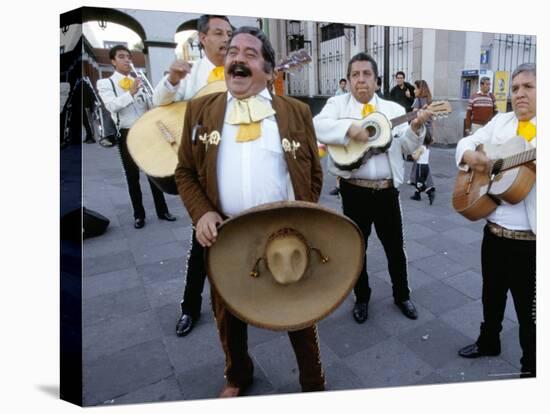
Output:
[
  {"xmin": 60, "ymin": 207, "xmax": 110, "ymax": 241},
  {"xmin": 83, "ymin": 207, "xmax": 110, "ymax": 239}
]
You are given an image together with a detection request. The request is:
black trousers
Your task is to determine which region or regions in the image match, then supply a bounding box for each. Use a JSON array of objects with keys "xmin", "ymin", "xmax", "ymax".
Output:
[
  {"xmin": 118, "ymin": 129, "xmax": 169, "ymax": 219},
  {"xmin": 479, "ymin": 225, "xmax": 536, "ymax": 374},
  {"xmin": 414, "ymin": 164, "xmax": 431, "ymax": 192},
  {"xmin": 340, "ymin": 180, "xmax": 410, "ymax": 303},
  {"xmin": 180, "ymin": 230, "xmax": 207, "ymax": 317}
]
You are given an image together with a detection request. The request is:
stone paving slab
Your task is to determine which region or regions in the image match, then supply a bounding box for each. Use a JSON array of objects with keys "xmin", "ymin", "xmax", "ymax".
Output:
[
  {"xmin": 83, "ymin": 340, "xmax": 174, "ymax": 405},
  {"xmin": 344, "ymin": 337, "xmax": 435, "ymax": 388}
]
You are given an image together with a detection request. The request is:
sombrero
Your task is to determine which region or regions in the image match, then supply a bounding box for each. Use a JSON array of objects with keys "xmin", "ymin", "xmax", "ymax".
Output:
[{"xmin": 206, "ymin": 200, "xmax": 364, "ymax": 331}]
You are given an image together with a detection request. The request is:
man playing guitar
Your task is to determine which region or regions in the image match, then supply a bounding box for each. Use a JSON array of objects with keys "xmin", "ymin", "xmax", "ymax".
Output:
[
  {"xmin": 455, "ymin": 63, "xmax": 536, "ymax": 378},
  {"xmin": 313, "ymin": 53, "xmax": 432, "ymax": 325},
  {"xmin": 152, "ymin": 15, "xmax": 233, "ymax": 338}
]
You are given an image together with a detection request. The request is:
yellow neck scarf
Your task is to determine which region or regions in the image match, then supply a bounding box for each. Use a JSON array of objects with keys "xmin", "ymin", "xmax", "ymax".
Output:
[
  {"xmin": 361, "ymin": 103, "xmax": 376, "ymax": 118},
  {"xmin": 207, "ymin": 66, "xmax": 225, "ymax": 83},
  {"xmin": 517, "ymin": 120, "xmax": 536, "ymax": 142},
  {"xmin": 118, "ymin": 76, "xmax": 134, "ymax": 91},
  {"xmin": 227, "ymin": 96, "xmax": 276, "ymax": 142}
]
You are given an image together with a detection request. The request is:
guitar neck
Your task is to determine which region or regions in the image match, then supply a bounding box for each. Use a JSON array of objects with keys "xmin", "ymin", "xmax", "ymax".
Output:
[
  {"xmin": 390, "ymin": 111, "xmax": 418, "ymax": 128},
  {"xmin": 500, "ymin": 147, "xmax": 536, "ymax": 171}
]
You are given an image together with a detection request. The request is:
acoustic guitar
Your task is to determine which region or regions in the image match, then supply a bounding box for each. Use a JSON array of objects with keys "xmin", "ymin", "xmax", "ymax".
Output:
[
  {"xmin": 327, "ymin": 101, "xmax": 452, "ymax": 171},
  {"xmin": 452, "ymin": 136, "xmax": 536, "ymax": 221},
  {"xmin": 127, "ymin": 50, "xmax": 312, "ymax": 194}
]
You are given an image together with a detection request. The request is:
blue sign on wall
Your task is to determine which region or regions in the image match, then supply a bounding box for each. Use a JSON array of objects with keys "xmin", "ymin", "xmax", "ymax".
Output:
[
  {"xmin": 462, "ymin": 69, "xmax": 479, "ymax": 77},
  {"xmin": 480, "ymin": 49, "xmax": 490, "ymax": 65}
]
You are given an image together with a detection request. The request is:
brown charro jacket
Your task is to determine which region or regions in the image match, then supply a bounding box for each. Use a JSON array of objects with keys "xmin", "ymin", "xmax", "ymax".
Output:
[{"xmin": 175, "ymin": 92, "xmax": 323, "ymax": 224}]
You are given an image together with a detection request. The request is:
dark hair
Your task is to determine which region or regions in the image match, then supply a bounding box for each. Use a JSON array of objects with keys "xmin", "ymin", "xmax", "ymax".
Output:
[
  {"xmin": 346, "ymin": 52, "xmax": 378, "ymax": 80},
  {"xmin": 197, "ymin": 15, "xmax": 232, "ymax": 35},
  {"xmin": 423, "ymin": 131, "xmax": 433, "ymax": 146},
  {"xmin": 395, "ymin": 71, "xmax": 406, "ymax": 79},
  {"xmin": 109, "ymin": 45, "xmax": 131, "ymax": 61},
  {"xmin": 377, "ymin": 76, "xmax": 382, "ymax": 86},
  {"xmin": 339, "ymin": 78, "xmax": 347, "ymax": 84},
  {"xmin": 511, "ymin": 62, "xmax": 536, "ymax": 80},
  {"xmin": 414, "ymin": 79, "xmax": 432, "ymax": 103},
  {"xmin": 228, "ymin": 26, "xmax": 276, "ymax": 73},
  {"xmin": 480, "ymin": 76, "xmax": 490, "ymax": 85}
]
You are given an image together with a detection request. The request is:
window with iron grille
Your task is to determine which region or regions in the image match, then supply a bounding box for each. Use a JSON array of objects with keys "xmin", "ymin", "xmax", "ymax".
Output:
[
  {"xmin": 493, "ymin": 33, "xmax": 536, "ymax": 73},
  {"xmin": 317, "ymin": 22, "xmax": 347, "ymax": 96},
  {"xmin": 365, "ymin": 26, "xmax": 414, "ymax": 89}
]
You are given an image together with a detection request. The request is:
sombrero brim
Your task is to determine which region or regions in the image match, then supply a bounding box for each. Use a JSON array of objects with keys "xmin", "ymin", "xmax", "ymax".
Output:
[{"xmin": 206, "ymin": 201, "xmax": 364, "ymax": 331}]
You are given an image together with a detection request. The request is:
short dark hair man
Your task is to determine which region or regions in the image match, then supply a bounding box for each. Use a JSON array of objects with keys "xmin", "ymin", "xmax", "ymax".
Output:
[
  {"xmin": 97, "ymin": 45, "xmax": 175, "ymax": 229},
  {"xmin": 153, "ymin": 15, "xmax": 234, "ymax": 338},
  {"xmin": 314, "ymin": 52, "xmax": 432, "ymax": 325},
  {"xmin": 175, "ymin": 26, "xmax": 325, "ymax": 397},
  {"xmin": 335, "ymin": 78, "xmax": 347, "ymax": 96},
  {"xmin": 389, "ymin": 70, "xmax": 415, "ymax": 112}
]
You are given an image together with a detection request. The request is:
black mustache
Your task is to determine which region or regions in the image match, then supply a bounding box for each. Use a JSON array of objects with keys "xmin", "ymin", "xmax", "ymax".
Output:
[{"xmin": 228, "ymin": 63, "xmax": 252, "ymax": 77}]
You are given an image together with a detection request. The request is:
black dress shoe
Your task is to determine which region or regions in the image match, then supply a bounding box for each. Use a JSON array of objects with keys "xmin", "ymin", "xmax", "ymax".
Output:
[
  {"xmin": 395, "ymin": 299, "xmax": 418, "ymax": 319},
  {"xmin": 458, "ymin": 343, "xmax": 500, "ymax": 358},
  {"xmin": 329, "ymin": 187, "xmax": 340, "ymax": 196},
  {"xmin": 176, "ymin": 313, "xmax": 197, "ymax": 337},
  {"xmin": 158, "ymin": 212, "xmax": 176, "ymax": 221},
  {"xmin": 134, "ymin": 218, "xmax": 145, "ymax": 229},
  {"xmin": 353, "ymin": 302, "xmax": 368, "ymax": 323}
]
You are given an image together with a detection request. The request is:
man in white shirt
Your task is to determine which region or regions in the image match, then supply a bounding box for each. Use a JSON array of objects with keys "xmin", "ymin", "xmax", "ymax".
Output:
[
  {"xmin": 455, "ymin": 63, "xmax": 536, "ymax": 378},
  {"xmin": 97, "ymin": 45, "xmax": 175, "ymax": 229},
  {"xmin": 153, "ymin": 15, "xmax": 233, "ymax": 338},
  {"xmin": 153, "ymin": 15, "xmax": 233, "ymax": 105},
  {"xmin": 175, "ymin": 26, "xmax": 324, "ymax": 397},
  {"xmin": 314, "ymin": 52, "xmax": 431, "ymax": 324},
  {"xmin": 335, "ymin": 78, "xmax": 347, "ymax": 96}
]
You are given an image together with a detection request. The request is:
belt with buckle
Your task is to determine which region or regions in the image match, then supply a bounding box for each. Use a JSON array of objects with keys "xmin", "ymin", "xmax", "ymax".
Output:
[
  {"xmin": 345, "ymin": 178, "xmax": 394, "ymax": 190},
  {"xmin": 487, "ymin": 222, "xmax": 536, "ymax": 241}
]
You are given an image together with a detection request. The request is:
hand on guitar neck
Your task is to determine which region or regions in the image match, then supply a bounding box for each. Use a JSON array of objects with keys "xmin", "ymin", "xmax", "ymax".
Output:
[
  {"xmin": 462, "ymin": 150, "xmax": 492, "ymax": 174},
  {"xmin": 410, "ymin": 109, "xmax": 433, "ymax": 134}
]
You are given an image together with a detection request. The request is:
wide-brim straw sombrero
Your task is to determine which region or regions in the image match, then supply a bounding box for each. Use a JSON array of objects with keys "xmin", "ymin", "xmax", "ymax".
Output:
[{"xmin": 206, "ymin": 200, "xmax": 364, "ymax": 331}]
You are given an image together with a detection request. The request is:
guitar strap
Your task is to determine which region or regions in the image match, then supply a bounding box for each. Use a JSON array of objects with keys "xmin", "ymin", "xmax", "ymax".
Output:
[{"xmin": 108, "ymin": 78, "xmax": 121, "ymax": 136}]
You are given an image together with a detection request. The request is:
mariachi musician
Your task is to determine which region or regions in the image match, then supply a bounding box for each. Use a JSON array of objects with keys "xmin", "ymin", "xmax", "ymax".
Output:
[
  {"xmin": 97, "ymin": 45, "xmax": 175, "ymax": 229},
  {"xmin": 455, "ymin": 63, "xmax": 536, "ymax": 378},
  {"xmin": 313, "ymin": 52, "xmax": 431, "ymax": 325},
  {"xmin": 152, "ymin": 15, "xmax": 233, "ymax": 338}
]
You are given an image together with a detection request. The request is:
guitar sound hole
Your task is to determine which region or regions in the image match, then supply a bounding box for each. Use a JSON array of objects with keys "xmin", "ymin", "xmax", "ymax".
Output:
[{"xmin": 366, "ymin": 125, "xmax": 377, "ymax": 140}]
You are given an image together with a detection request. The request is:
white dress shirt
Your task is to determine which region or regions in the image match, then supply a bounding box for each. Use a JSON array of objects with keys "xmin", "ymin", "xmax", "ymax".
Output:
[
  {"xmin": 153, "ymin": 56, "xmax": 216, "ymax": 105},
  {"xmin": 97, "ymin": 71, "xmax": 148, "ymax": 129},
  {"xmin": 217, "ymin": 88, "xmax": 292, "ymax": 217},
  {"xmin": 456, "ymin": 113, "xmax": 536, "ymax": 232}
]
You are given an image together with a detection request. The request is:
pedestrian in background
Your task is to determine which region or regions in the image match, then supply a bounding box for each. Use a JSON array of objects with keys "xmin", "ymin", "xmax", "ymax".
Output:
[
  {"xmin": 409, "ymin": 80, "xmax": 435, "ymax": 204},
  {"xmin": 464, "ymin": 76, "xmax": 497, "ymax": 135}
]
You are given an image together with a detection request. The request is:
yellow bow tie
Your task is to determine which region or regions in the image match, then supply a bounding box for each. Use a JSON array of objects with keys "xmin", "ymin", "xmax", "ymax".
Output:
[
  {"xmin": 118, "ymin": 77, "xmax": 134, "ymax": 91},
  {"xmin": 207, "ymin": 66, "xmax": 225, "ymax": 83},
  {"xmin": 361, "ymin": 103, "xmax": 376, "ymax": 118},
  {"xmin": 517, "ymin": 121, "xmax": 536, "ymax": 142},
  {"xmin": 228, "ymin": 96, "xmax": 276, "ymax": 142}
]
